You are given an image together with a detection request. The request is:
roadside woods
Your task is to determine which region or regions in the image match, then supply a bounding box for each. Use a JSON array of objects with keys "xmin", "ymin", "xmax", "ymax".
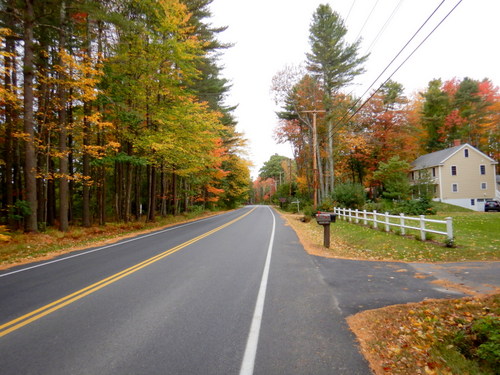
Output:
[
  {"xmin": 268, "ymin": 5, "xmax": 499, "ymax": 206},
  {"xmin": 0, "ymin": 0, "xmax": 250, "ymax": 232}
]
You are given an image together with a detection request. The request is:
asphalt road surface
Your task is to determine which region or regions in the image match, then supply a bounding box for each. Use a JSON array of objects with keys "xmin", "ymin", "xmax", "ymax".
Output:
[{"xmin": 0, "ymin": 206, "xmax": 485, "ymax": 374}]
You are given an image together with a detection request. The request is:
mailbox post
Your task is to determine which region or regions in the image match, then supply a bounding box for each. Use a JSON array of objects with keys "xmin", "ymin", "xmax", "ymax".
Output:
[{"xmin": 315, "ymin": 212, "xmax": 336, "ymax": 248}]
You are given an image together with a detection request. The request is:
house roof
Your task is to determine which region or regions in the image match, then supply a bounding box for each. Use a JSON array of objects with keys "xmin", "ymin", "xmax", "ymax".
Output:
[{"xmin": 411, "ymin": 143, "xmax": 497, "ymax": 170}]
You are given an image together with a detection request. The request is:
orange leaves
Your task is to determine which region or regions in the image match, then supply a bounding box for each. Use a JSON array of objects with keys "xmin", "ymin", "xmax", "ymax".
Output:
[{"xmin": 349, "ymin": 294, "xmax": 499, "ymax": 375}]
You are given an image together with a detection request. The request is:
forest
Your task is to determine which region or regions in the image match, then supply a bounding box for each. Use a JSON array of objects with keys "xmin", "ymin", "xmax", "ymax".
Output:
[
  {"xmin": 257, "ymin": 4, "xmax": 499, "ymax": 207},
  {"xmin": 0, "ymin": 0, "xmax": 250, "ymax": 233}
]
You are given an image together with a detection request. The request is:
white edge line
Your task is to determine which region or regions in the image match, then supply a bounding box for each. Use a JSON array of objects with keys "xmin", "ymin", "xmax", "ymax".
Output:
[
  {"xmin": 239, "ymin": 206, "xmax": 276, "ymax": 375},
  {"xmin": 0, "ymin": 210, "xmax": 240, "ymax": 278}
]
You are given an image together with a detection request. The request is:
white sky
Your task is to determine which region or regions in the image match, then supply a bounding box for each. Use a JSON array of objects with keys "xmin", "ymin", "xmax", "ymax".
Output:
[{"xmin": 209, "ymin": 0, "xmax": 500, "ymax": 179}]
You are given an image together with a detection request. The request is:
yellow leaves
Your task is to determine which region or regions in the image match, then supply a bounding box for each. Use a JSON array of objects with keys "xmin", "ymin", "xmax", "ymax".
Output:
[
  {"xmin": 0, "ymin": 226, "xmax": 11, "ymax": 243},
  {"xmin": 349, "ymin": 294, "xmax": 500, "ymax": 375},
  {"xmin": 41, "ymin": 48, "xmax": 104, "ymax": 103}
]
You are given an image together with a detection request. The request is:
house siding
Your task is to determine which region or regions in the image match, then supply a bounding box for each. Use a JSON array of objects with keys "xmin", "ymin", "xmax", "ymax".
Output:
[
  {"xmin": 440, "ymin": 149, "xmax": 496, "ymax": 201},
  {"xmin": 410, "ymin": 144, "xmax": 498, "ymax": 211}
]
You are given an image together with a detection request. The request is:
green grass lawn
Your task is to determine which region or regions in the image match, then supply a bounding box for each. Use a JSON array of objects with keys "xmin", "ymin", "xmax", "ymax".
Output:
[{"xmin": 325, "ymin": 211, "xmax": 499, "ymax": 262}]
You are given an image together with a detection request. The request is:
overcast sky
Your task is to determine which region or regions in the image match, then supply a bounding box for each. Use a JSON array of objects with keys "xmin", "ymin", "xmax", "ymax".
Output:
[{"xmin": 209, "ymin": 0, "xmax": 500, "ymax": 179}]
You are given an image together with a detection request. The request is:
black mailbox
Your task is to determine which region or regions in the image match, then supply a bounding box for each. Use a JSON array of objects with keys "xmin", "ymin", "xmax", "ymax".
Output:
[
  {"xmin": 316, "ymin": 213, "xmax": 332, "ymax": 225},
  {"xmin": 330, "ymin": 213, "xmax": 337, "ymax": 223}
]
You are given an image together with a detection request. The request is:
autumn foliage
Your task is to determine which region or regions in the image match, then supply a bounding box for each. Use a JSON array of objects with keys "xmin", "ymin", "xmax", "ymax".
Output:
[
  {"xmin": 272, "ymin": 73, "xmax": 499, "ymax": 203},
  {"xmin": 0, "ymin": 0, "xmax": 250, "ymax": 232}
]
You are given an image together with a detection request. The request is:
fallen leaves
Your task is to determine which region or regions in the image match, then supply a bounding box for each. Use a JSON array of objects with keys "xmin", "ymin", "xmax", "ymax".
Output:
[{"xmin": 347, "ymin": 294, "xmax": 499, "ymax": 374}]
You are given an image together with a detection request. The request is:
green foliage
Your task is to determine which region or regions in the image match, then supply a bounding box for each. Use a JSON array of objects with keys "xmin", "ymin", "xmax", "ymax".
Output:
[
  {"xmin": 452, "ymin": 316, "xmax": 500, "ymax": 373},
  {"xmin": 421, "ymin": 79, "xmax": 450, "ymax": 152},
  {"xmin": 373, "ymin": 156, "xmax": 411, "ymax": 200},
  {"xmin": 390, "ymin": 198, "xmax": 437, "ymax": 216},
  {"xmin": 259, "ymin": 154, "xmax": 289, "ymax": 180},
  {"xmin": 332, "ymin": 182, "xmax": 366, "ymax": 208},
  {"xmin": 307, "ymin": 4, "xmax": 367, "ymax": 93},
  {"xmin": 8, "ymin": 200, "xmax": 31, "ymax": 221},
  {"xmin": 318, "ymin": 197, "xmax": 335, "ymax": 212}
]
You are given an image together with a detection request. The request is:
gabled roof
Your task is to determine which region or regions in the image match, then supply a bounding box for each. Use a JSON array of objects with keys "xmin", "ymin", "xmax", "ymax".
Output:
[{"xmin": 411, "ymin": 143, "xmax": 497, "ymax": 170}]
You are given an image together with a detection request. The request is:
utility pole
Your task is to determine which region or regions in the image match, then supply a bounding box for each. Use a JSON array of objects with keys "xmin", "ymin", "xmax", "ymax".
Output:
[{"xmin": 302, "ymin": 110, "xmax": 326, "ymax": 210}]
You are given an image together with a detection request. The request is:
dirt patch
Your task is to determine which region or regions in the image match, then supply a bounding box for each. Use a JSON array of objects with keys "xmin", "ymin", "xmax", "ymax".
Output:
[{"xmin": 278, "ymin": 212, "xmax": 364, "ymax": 259}]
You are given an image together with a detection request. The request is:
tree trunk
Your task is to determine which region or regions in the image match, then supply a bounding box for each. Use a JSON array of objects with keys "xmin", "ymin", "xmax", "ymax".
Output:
[
  {"xmin": 3, "ymin": 28, "xmax": 15, "ymax": 227},
  {"xmin": 23, "ymin": 0, "xmax": 38, "ymax": 232},
  {"xmin": 82, "ymin": 17, "xmax": 92, "ymax": 227},
  {"xmin": 172, "ymin": 172, "xmax": 178, "ymax": 216},
  {"xmin": 134, "ymin": 165, "xmax": 141, "ymax": 220},
  {"xmin": 124, "ymin": 161, "xmax": 133, "ymax": 222},
  {"xmin": 58, "ymin": 2, "xmax": 69, "ymax": 232},
  {"xmin": 146, "ymin": 165, "xmax": 157, "ymax": 222}
]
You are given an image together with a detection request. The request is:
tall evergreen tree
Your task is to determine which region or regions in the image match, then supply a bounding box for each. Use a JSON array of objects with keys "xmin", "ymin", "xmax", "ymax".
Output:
[{"xmin": 306, "ymin": 3, "xmax": 367, "ymax": 194}]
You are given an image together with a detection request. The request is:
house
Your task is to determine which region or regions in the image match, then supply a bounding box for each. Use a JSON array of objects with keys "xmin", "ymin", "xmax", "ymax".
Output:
[{"xmin": 410, "ymin": 142, "xmax": 499, "ymax": 211}]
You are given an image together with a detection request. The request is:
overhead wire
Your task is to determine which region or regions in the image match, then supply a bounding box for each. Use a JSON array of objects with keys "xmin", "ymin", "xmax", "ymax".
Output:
[
  {"xmin": 364, "ymin": 0, "xmax": 405, "ymax": 54},
  {"xmin": 355, "ymin": 0, "xmax": 381, "ymax": 42},
  {"xmin": 326, "ymin": 0, "xmax": 463, "ymax": 140},
  {"xmin": 344, "ymin": 0, "xmax": 357, "ymax": 23}
]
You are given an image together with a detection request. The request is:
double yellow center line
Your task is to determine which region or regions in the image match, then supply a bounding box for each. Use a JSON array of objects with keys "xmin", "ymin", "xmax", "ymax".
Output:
[{"xmin": 0, "ymin": 207, "xmax": 256, "ymax": 338}]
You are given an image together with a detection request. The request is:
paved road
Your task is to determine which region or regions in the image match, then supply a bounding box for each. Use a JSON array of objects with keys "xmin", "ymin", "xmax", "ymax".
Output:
[{"xmin": 0, "ymin": 206, "xmax": 495, "ymax": 374}]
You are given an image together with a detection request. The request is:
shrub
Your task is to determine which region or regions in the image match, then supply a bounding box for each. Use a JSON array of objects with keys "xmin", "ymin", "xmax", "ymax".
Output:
[
  {"xmin": 453, "ymin": 316, "xmax": 500, "ymax": 371},
  {"xmin": 392, "ymin": 198, "xmax": 436, "ymax": 215},
  {"xmin": 332, "ymin": 182, "xmax": 366, "ymax": 209}
]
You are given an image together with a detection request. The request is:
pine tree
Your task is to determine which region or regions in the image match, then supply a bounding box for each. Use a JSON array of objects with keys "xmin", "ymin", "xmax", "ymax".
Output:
[{"xmin": 306, "ymin": 4, "xmax": 367, "ymax": 194}]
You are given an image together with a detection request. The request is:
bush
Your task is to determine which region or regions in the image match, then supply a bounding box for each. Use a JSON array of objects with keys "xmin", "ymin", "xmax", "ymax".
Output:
[
  {"xmin": 318, "ymin": 197, "xmax": 334, "ymax": 212},
  {"xmin": 332, "ymin": 182, "xmax": 366, "ymax": 209},
  {"xmin": 453, "ymin": 316, "xmax": 500, "ymax": 371},
  {"xmin": 392, "ymin": 198, "xmax": 436, "ymax": 215}
]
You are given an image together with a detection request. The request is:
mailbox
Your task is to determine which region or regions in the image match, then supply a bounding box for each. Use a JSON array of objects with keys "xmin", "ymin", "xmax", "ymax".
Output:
[{"xmin": 316, "ymin": 212, "xmax": 332, "ymax": 225}]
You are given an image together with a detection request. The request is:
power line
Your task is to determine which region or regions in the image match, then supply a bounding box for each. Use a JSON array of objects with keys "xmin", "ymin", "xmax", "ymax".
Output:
[
  {"xmin": 364, "ymin": 0, "xmax": 405, "ymax": 55},
  {"xmin": 331, "ymin": 0, "xmax": 464, "ymax": 137},
  {"xmin": 355, "ymin": 0, "xmax": 381, "ymax": 42},
  {"xmin": 354, "ymin": 0, "xmax": 446, "ymax": 115},
  {"xmin": 344, "ymin": 0, "xmax": 357, "ymax": 23}
]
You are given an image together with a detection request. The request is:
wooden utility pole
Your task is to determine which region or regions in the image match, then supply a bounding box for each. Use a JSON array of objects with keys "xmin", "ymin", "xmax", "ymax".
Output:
[{"xmin": 302, "ymin": 110, "xmax": 325, "ymax": 210}]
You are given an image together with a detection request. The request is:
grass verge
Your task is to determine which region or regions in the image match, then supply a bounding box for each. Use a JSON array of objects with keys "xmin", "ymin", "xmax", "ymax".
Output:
[{"xmin": 279, "ymin": 210, "xmax": 500, "ymax": 262}]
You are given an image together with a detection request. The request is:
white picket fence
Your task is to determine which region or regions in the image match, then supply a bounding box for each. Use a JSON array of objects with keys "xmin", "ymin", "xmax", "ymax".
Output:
[{"xmin": 333, "ymin": 207, "xmax": 454, "ymax": 243}]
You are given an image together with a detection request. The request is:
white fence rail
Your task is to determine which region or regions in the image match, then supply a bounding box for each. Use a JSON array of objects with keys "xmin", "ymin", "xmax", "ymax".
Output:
[{"xmin": 333, "ymin": 207, "xmax": 453, "ymax": 243}]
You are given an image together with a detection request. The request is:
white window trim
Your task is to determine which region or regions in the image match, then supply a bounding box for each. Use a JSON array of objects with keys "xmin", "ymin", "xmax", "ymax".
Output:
[
  {"xmin": 480, "ymin": 165, "xmax": 486, "ymax": 175},
  {"xmin": 451, "ymin": 165, "xmax": 457, "ymax": 176}
]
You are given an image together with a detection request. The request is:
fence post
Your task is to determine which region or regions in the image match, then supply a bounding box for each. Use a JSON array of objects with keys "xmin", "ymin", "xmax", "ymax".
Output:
[
  {"xmin": 446, "ymin": 217, "xmax": 453, "ymax": 241},
  {"xmin": 348, "ymin": 208, "xmax": 352, "ymax": 222},
  {"xmin": 420, "ymin": 215, "xmax": 426, "ymax": 241},
  {"xmin": 342, "ymin": 207, "xmax": 346, "ymax": 220},
  {"xmin": 355, "ymin": 209, "xmax": 359, "ymax": 223},
  {"xmin": 373, "ymin": 210, "xmax": 378, "ymax": 229},
  {"xmin": 363, "ymin": 210, "xmax": 367, "ymax": 225},
  {"xmin": 400, "ymin": 213, "xmax": 405, "ymax": 236},
  {"xmin": 385, "ymin": 212, "xmax": 390, "ymax": 232}
]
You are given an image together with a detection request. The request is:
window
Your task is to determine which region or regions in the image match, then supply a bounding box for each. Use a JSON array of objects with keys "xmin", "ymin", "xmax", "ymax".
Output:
[
  {"xmin": 451, "ymin": 166, "xmax": 457, "ymax": 176},
  {"xmin": 432, "ymin": 167, "xmax": 436, "ymax": 177},
  {"xmin": 452, "ymin": 183, "xmax": 458, "ymax": 192},
  {"xmin": 464, "ymin": 149, "xmax": 469, "ymax": 157},
  {"xmin": 411, "ymin": 171, "xmax": 415, "ymax": 180},
  {"xmin": 471, "ymin": 199, "xmax": 475, "ymax": 206},
  {"xmin": 480, "ymin": 165, "xmax": 486, "ymax": 175},
  {"xmin": 481, "ymin": 182, "xmax": 487, "ymax": 190}
]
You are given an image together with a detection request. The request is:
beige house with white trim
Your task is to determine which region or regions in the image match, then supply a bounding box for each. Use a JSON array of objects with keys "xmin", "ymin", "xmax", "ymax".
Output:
[{"xmin": 410, "ymin": 143, "xmax": 498, "ymax": 211}]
